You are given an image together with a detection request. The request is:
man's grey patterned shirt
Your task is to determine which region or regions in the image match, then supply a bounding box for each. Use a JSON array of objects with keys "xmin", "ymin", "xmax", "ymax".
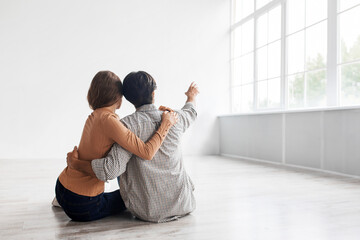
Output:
[{"xmin": 91, "ymin": 102, "xmax": 197, "ymax": 222}]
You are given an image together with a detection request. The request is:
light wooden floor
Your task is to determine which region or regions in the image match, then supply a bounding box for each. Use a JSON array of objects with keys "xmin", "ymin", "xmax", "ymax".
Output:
[{"xmin": 1, "ymin": 156, "xmax": 360, "ymax": 240}]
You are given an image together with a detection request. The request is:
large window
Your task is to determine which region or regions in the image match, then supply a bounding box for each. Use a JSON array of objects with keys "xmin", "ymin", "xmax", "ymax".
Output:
[{"xmin": 231, "ymin": 0, "xmax": 360, "ymax": 113}]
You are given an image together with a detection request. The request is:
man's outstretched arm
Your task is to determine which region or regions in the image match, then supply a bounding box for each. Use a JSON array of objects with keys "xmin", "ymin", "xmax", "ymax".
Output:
[
  {"xmin": 67, "ymin": 144, "xmax": 132, "ymax": 182},
  {"xmin": 176, "ymin": 82, "xmax": 199, "ymax": 132}
]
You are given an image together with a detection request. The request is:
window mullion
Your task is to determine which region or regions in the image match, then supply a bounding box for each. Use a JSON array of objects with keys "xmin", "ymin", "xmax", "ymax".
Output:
[
  {"xmin": 253, "ymin": 8, "xmax": 258, "ymax": 111},
  {"xmin": 281, "ymin": 0, "xmax": 287, "ymax": 109},
  {"xmin": 326, "ymin": 0, "xmax": 338, "ymax": 106},
  {"xmin": 303, "ymin": 0, "xmax": 307, "ymax": 107}
]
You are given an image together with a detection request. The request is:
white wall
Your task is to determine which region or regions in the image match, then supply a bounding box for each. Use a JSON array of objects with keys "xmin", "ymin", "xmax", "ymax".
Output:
[
  {"xmin": 219, "ymin": 108, "xmax": 360, "ymax": 177},
  {"xmin": 0, "ymin": 0, "xmax": 230, "ymax": 159}
]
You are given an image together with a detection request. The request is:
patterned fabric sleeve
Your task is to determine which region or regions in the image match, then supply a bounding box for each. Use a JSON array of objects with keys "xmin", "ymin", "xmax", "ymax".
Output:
[
  {"xmin": 176, "ymin": 102, "xmax": 197, "ymax": 132},
  {"xmin": 91, "ymin": 143, "xmax": 132, "ymax": 182}
]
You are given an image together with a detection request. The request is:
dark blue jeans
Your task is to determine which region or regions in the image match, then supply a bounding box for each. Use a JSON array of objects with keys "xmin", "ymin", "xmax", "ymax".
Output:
[{"xmin": 55, "ymin": 179, "xmax": 126, "ymax": 221}]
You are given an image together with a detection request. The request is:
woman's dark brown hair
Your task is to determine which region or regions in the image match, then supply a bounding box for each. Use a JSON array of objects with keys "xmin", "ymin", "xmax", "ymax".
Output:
[{"xmin": 87, "ymin": 71, "xmax": 123, "ymax": 110}]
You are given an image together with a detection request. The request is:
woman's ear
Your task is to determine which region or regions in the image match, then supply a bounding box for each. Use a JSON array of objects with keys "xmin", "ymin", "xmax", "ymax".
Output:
[{"xmin": 152, "ymin": 91, "xmax": 155, "ymax": 103}]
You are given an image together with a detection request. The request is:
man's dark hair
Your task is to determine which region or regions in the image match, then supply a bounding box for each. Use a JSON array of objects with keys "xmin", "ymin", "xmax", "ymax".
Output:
[
  {"xmin": 123, "ymin": 71, "xmax": 157, "ymax": 108},
  {"xmin": 87, "ymin": 71, "xmax": 123, "ymax": 110}
]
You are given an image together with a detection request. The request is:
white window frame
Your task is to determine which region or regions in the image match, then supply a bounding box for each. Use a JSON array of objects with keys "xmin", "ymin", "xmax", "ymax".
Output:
[
  {"xmin": 231, "ymin": 0, "xmax": 284, "ymax": 113},
  {"xmin": 230, "ymin": 0, "xmax": 360, "ymax": 113}
]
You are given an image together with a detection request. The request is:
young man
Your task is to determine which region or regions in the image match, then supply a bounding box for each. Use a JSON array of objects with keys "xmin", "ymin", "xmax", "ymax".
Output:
[{"xmin": 67, "ymin": 71, "xmax": 199, "ymax": 222}]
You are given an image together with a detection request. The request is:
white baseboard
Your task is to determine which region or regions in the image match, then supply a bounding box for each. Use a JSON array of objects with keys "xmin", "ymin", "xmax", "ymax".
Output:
[{"xmin": 220, "ymin": 153, "xmax": 360, "ymax": 179}]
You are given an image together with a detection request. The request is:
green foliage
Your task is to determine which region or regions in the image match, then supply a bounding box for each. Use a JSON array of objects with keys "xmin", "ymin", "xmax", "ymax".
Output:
[
  {"xmin": 250, "ymin": 34, "xmax": 360, "ymax": 110},
  {"xmin": 307, "ymin": 54, "xmax": 326, "ymax": 71},
  {"xmin": 288, "ymin": 35, "xmax": 360, "ymax": 108},
  {"xmin": 341, "ymin": 36, "xmax": 360, "ymax": 63},
  {"xmin": 288, "ymin": 74, "xmax": 304, "ymax": 108},
  {"xmin": 288, "ymin": 52, "xmax": 326, "ymax": 108},
  {"xmin": 307, "ymin": 69, "xmax": 326, "ymax": 107},
  {"xmin": 288, "ymin": 53, "xmax": 326, "ymax": 108},
  {"xmin": 341, "ymin": 36, "xmax": 360, "ymax": 105}
]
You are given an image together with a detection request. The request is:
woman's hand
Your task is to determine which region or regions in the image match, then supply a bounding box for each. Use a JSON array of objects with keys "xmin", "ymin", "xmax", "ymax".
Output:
[
  {"xmin": 161, "ymin": 111, "xmax": 178, "ymax": 127},
  {"xmin": 159, "ymin": 105, "xmax": 174, "ymax": 112},
  {"xmin": 157, "ymin": 109, "xmax": 178, "ymax": 140},
  {"xmin": 66, "ymin": 146, "xmax": 96, "ymax": 177},
  {"xmin": 185, "ymin": 82, "xmax": 199, "ymax": 103},
  {"xmin": 66, "ymin": 146, "xmax": 79, "ymax": 169}
]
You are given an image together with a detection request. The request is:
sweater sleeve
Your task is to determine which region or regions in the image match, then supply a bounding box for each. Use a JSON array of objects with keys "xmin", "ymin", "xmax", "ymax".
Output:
[{"xmin": 102, "ymin": 114, "xmax": 171, "ymax": 160}]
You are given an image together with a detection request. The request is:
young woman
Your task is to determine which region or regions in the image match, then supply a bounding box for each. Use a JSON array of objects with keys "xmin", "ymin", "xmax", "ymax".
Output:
[{"xmin": 55, "ymin": 71, "xmax": 177, "ymax": 221}]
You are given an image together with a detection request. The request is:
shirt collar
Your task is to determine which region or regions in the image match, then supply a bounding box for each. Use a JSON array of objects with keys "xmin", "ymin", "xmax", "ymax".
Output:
[{"xmin": 136, "ymin": 104, "xmax": 158, "ymax": 112}]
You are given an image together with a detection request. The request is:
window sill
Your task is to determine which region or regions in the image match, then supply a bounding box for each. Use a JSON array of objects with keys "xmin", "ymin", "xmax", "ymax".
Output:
[{"xmin": 219, "ymin": 105, "xmax": 360, "ymax": 117}]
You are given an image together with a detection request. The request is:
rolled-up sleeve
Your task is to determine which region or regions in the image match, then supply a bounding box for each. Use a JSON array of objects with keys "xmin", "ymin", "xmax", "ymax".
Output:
[{"xmin": 91, "ymin": 143, "xmax": 132, "ymax": 182}]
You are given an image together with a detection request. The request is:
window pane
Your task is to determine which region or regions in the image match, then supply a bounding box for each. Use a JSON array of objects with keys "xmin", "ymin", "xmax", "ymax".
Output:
[
  {"xmin": 287, "ymin": 31, "xmax": 305, "ymax": 74},
  {"xmin": 268, "ymin": 40, "xmax": 281, "ymax": 78},
  {"xmin": 257, "ymin": 46, "xmax": 267, "ymax": 81},
  {"xmin": 232, "ymin": 58, "xmax": 242, "ymax": 86},
  {"xmin": 256, "ymin": 0, "xmax": 272, "ymax": 10},
  {"xmin": 256, "ymin": 13, "xmax": 268, "ymax": 48},
  {"xmin": 288, "ymin": 73, "xmax": 304, "ymax": 108},
  {"xmin": 242, "ymin": 0, "xmax": 255, "ymax": 18},
  {"xmin": 339, "ymin": 0, "xmax": 360, "ymax": 12},
  {"xmin": 287, "ymin": 0, "xmax": 305, "ymax": 34},
  {"xmin": 242, "ymin": 53, "xmax": 254, "ymax": 84},
  {"xmin": 242, "ymin": 84, "xmax": 254, "ymax": 112},
  {"xmin": 340, "ymin": 62, "xmax": 360, "ymax": 106},
  {"xmin": 306, "ymin": 0, "xmax": 327, "ymax": 27},
  {"xmin": 306, "ymin": 70, "xmax": 327, "ymax": 107},
  {"xmin": 306, "ymin": 21, "xmax": 327, "ymax": 71},
  {"xmin": 234, "ymin": 0, "xmax": 242, "ymax": 22},
  {"xmin": 268, "ymin": 5, "xmax": 281, "ymax": 42},
  {"xmin": 257, "ymin": 80, "xmax": 268, "ymax": 108},
  {"xmin": 235, "ymin": 0, "xmax": 255, "ymax": 22},
  {"xmin": 339, "ymin": 6, "xmax": 360, "ymax": 63},
  {"xmin": 268, "ymin": 77, "xmax": 281, "ymax": 107},
  {"xmin": 233, "ymin": 27, "xmax": 242, "ymax": 58},
  {"xmin": 242, "ymin": 19, "xmax": 254, "ymax": 54},
  {"xmin": 232, "ymin": 86, "xmax": 242, "ymax": 113}
]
